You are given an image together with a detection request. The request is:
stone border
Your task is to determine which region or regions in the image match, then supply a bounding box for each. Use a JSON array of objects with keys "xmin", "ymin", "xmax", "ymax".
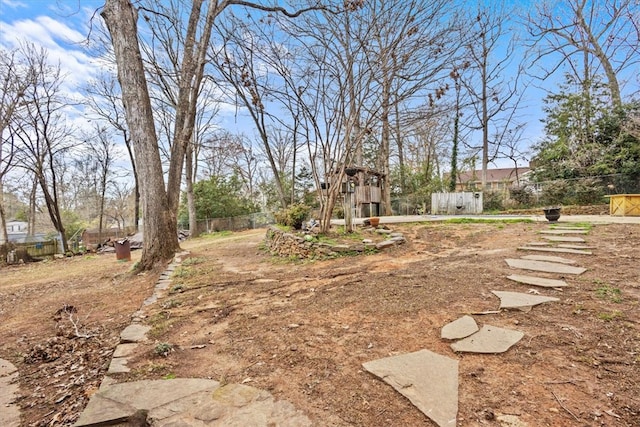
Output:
[{"xmin": 263, "ymin": 226, "xmax": 405, "ymax": 259}]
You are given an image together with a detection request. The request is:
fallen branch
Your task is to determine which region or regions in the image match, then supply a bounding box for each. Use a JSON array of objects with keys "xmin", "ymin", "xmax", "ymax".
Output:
[{"xmin": 551, "ymin": 390, "xmax": 580, "ymax": 422}]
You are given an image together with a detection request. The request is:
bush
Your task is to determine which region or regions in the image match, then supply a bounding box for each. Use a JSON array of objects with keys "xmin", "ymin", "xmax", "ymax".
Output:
[
  {"xmin": 483, "ymin": 191, "xmax": 504, "ymax": 211},
  {"xmin": 509, "ymin": 186, "xmax": 534, "ymax": 207},
  {"xmin": 573, "ymin": 178, "xmax": 605, "ymax": 205},
  {"xmin": 274, "ymin": 203, "xmax": 311, "ymax": 229},
  {"xmin": 541, "ymin": 180, "xmax": 570, "ymax": 206}
]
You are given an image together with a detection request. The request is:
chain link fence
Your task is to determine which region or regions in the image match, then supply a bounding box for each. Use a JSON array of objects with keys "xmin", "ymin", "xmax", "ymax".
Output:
[
  {"xmin": 179, "ymin": 212, "xmax": 275, "ymax": 235},
  {"xmin": 391, "ymin": 173, "xmax": 639, "ymax": 214}
]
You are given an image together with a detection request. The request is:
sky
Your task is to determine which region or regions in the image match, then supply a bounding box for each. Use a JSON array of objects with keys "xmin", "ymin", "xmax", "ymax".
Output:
[{"xmin": 1, "ymin": 0, "xmax": 638, "ymax": 172}]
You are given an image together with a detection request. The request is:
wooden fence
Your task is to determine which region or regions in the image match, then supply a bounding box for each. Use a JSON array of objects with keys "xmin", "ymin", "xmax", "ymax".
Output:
[
  {"xmin": 431, "ymin": 192, "xmax": 484, "ymax": 215},
  {"xmin": 2, "ymin": 240, "xmax": 60, "ymax": 264}
]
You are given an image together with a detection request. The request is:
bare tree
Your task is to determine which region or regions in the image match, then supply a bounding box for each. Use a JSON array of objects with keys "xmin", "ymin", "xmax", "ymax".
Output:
[
  {"xmin": 460, "ymin": 2, "xmax": 526, "ymax": 188},
  {"xmin": 364, "ymin": 0, "xmax": 462, "ymax": 214},
  {"xmin": 82, "ymin": 125, "xmax": 119, "ymax": 240},
  {"xmin": 101, "ymin": 0, "xmax": 328, "ymax": 269},
  {"xmin": 85, "ymin": 72, "xmax": 140, "ymax": 231},
  {"xmin": 526, "ymin": 0, "xmax": 639, "ymax": 110},
  {"xmin": 0, "ymin": 48, "xmax": 35, "ymax": 243},
  {"xmin": 12, "ymin": 45, "xmax": 74, "ymax": 252}
]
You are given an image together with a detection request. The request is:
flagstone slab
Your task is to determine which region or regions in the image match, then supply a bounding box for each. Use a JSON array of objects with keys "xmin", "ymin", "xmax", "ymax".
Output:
[
  {"xmin": 506, "ymin": 274, "xmax": 569, "ymax": 288},
  {"xmin": 557, "ymin": 244, "xmax": 595, "ymax": 249},
  {"xmin": 521, "ymin": 255, "xmax": 576, "ymax": 264},
  {"xmin": 451, "ymin": 325, "xmax": 524, "ymax": 354},
  {"xmin": 120, "ymin": 324, "xmax": 151, "ymax": 343},
  {"xmin": 363, "ymin": 349, "xmax": 458, "ymax": 427},
  {"xmin": 526, "ymin": 242, "xmax": 550, "ymax": 246},
  {"xmin": 517, "ymin": 246, "xmax": 592, "ymax": 255},
  {"xmin": 441, "ymin": 315, "xmax": 479, "ymax": 340},
  {"xmin": 542, "ymin": 236, "xmax": 585, "ymax": 242},
  {"xmin": 491, "ymin": 290, "xmax": 559, "ymax": 310},
  {"xmin": 539, "ymin": 229, "xmax": 588, "ymax": 235},
  {"xmin": 505, "ymin": 258, "xmax": 587, "ymax": 275},
  {"xmin": 0, "ymin": 359, "xmax": 20, "ymax": 427}
]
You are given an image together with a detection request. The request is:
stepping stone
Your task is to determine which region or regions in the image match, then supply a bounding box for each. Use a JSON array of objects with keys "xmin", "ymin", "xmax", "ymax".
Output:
[
  {"xmin": 521, "ymin": 255, "xmax": 576, "ymax": 264},
  {"xmin": 551, "ymin": 226, "xmax": 588, "ymax": 230},
  {"xmin": 517, "ymin": 246, "xmax": 592, "ymax": 255},
  {"xmin": 113, "ymin": 343, "xmax": 139, "ymax": 358},
  {"xmin": 542, "ymin": 236, "xmax": 585, "ymax": 243},
  {"xmin": 441, "ymin": 315, "xmax": 479, "ymax": 340},
  {"xmin": 451, "ymin": 325, "xmax": 524, "ymax": 353},
  {"xmin": 107, "ymin": 357, "xmax": 130, "ymax": 374},
  {"xmin": 363, "ymin": 349, "xmax": 458, "ymax": 427},
  {"xmin": 526, "ymin": 242, "xmax": 550, "ymax": 246},
  {"xmin": 491, "ymin": 290, "xmax": 559, "ymax": 310},
  {"xmin": 120, "ymin": 324, "xmax": 151, "ymax": 343},
  {"xmin": 506, "ymin": 274, "xmax": 569, "ymax": 288},
  {"xmin": 540, "ymin": 229, "xmax": 588, "ymax": 235},
  {"xmin": 557, "ymin": 244, "xmax": 595, "ymax": 249},
  {"xmin": 505, "ymin": 258, "xmax": 586, "ymax": 275},
  {"xmin": 0, "ymin": 359, "xmax": 20, "ymax": 427}
]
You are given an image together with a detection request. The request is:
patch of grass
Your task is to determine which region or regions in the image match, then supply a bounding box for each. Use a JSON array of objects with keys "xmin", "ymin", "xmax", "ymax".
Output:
[
  {"xmin": 154, "ymin": 342, "xmax": 174, "ymax": 357},
  {"xmin": 597, "ymin": 311, "xmax": 623, "ymax": 322},
  {"xmin": 444, "ymin": 218, "xmax": 534, "ymax": 224},
  {"xmin": 182, "ymin": 257, "xmax": 205, "ymax": 266},
  {"xmin": 169, "ymin": 284, "xmax": 184, "ymax": 294},
  {"xmin": 161, "ymin": 299, "xmax": 181, "ymax": 309},
  {"xmin": 201, "ymin": 230, "xmax": 234, "ymax": 239},
  {"xmin": 162, "ymin": 372, "xmax": 177, "ymax": 380},
  {"xmin": 172, "ymin": 265, "xmax": 195, "ymax": 279},
  {"xmin": 550, "ymin": 222, "xmax": 593, "ymax": 231},
  {"xmin": 148, "ymin": 311, "xmax": 179, "ymax": 338},
  {"xmin": 595, "ymin": 284, "xmax": 622, "ymax": 303}
]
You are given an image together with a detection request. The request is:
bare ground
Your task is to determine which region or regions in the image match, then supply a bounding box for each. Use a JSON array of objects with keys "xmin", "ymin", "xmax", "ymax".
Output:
[{"xmin": 1, "ymin": 221, "xmax": 639, "ymax": 426}]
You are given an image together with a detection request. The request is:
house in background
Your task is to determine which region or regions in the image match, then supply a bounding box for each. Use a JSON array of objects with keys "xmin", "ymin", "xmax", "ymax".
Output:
[
  {"xmin": 2, "ymin": 220, "xmax": 48, "ymax": 244},
  {"xmin": 454, "ymin": 166, "xmax": 531, "ymax": 191}
]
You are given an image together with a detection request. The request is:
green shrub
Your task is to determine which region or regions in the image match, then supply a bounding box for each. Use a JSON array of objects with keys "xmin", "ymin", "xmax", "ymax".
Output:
[
  {"xmin": 483, "ymin": 191, "xmax": 504, "ymax": 211},
  {"xmin": 274, "ymin": 203, "xmax": 311, "ymax": 229}
]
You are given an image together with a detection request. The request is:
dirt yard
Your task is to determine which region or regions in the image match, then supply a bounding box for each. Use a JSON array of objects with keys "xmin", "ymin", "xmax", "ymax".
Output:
[{"xmin": 1, "ymin": 220, "xmax": 638, "ymax": 426}]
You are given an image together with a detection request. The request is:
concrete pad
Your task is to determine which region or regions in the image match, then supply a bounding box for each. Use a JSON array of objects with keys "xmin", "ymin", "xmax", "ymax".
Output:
[
  {"xmin": 506, "ymin": 274, "xmax": 569, "ymax": 288},
  {"xmin": 539, "ymin": 229, "xmax": 588, "ymax": 235},
  {"xmin": 363, "ymin": 349, "xmax": 458, "ymax": 427},
  {"xmin": 441, "ymin": 315, "xmax": 479, "ymax": 340},
  {"xmin": 517, "ymin": 246, "xmax": 592, "ymax": 255},
  {"xmin": 120, "ymin": 324, "xmax": 151, "ymax": 343},
  {"xmin": 542, "ymin": 236, "xmax": 585, "ymax": 242},
  {"xmin": 491, "ymin": 290, "xmax": 559, "ymax": 310},
  {"xmin": 0, "ymin": 359, "xmax": 20, "ymax": 427},
  {"xmin": 521, "ymin": 255, "xmax": 576, "ymax": 264},
  {"xmin": 451, "ymin": 325, "xmax": 524, "ymax": 354},
  {"xmin": 505, "ymin": 258, "xmax": 586, "ymax": 275}
]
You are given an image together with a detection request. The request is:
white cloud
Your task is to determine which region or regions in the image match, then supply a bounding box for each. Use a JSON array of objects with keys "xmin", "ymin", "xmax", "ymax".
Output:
[{"xmin": 0, "ymin": 0, "xmax": 27, "ymax": 9}]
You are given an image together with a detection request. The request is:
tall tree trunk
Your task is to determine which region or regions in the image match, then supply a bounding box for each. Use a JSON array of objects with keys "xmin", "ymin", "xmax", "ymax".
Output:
[
  {"xmin": 102, "ymin": 0, "xmax": 179, "ymax": 270},
  {"xmin": 185, "ymin": 137, "xmax": 198, "ymax": 238},
  {"xmin": 28, "ymin": 177, "xmax": 36, "ymax": 236},
  {"xmin": 380, "ymin": 80, "xmax": 393, "ymax": 215},
  {"xmin": 0, "ymin": 180, "xmax": 7, "ymax": 244}
]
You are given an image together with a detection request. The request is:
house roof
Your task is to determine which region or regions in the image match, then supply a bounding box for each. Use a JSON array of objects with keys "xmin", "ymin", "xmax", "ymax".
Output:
[{"xmin": 456, "ymin": 167, "xmax": 530, "ymax": 183}]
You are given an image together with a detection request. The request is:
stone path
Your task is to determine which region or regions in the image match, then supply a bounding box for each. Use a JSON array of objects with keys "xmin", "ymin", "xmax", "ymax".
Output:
[
  {"xmin": 363, "ymin": 350, "xmax": 458, "ymax": 427},
  {"xmin": 75, "ymin": 251, "xmax": 309, "ymax": 427},
  {"xmin": 0, "ymin": 358, "xmax": 20, "ymax": 427},
  {"xmin": 363, "ymin": 221, "xmax": 596, "ymax": 426},
  {"xmin": 1, "ymin": 219, "xmax": 595, "ymax": 427}
]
